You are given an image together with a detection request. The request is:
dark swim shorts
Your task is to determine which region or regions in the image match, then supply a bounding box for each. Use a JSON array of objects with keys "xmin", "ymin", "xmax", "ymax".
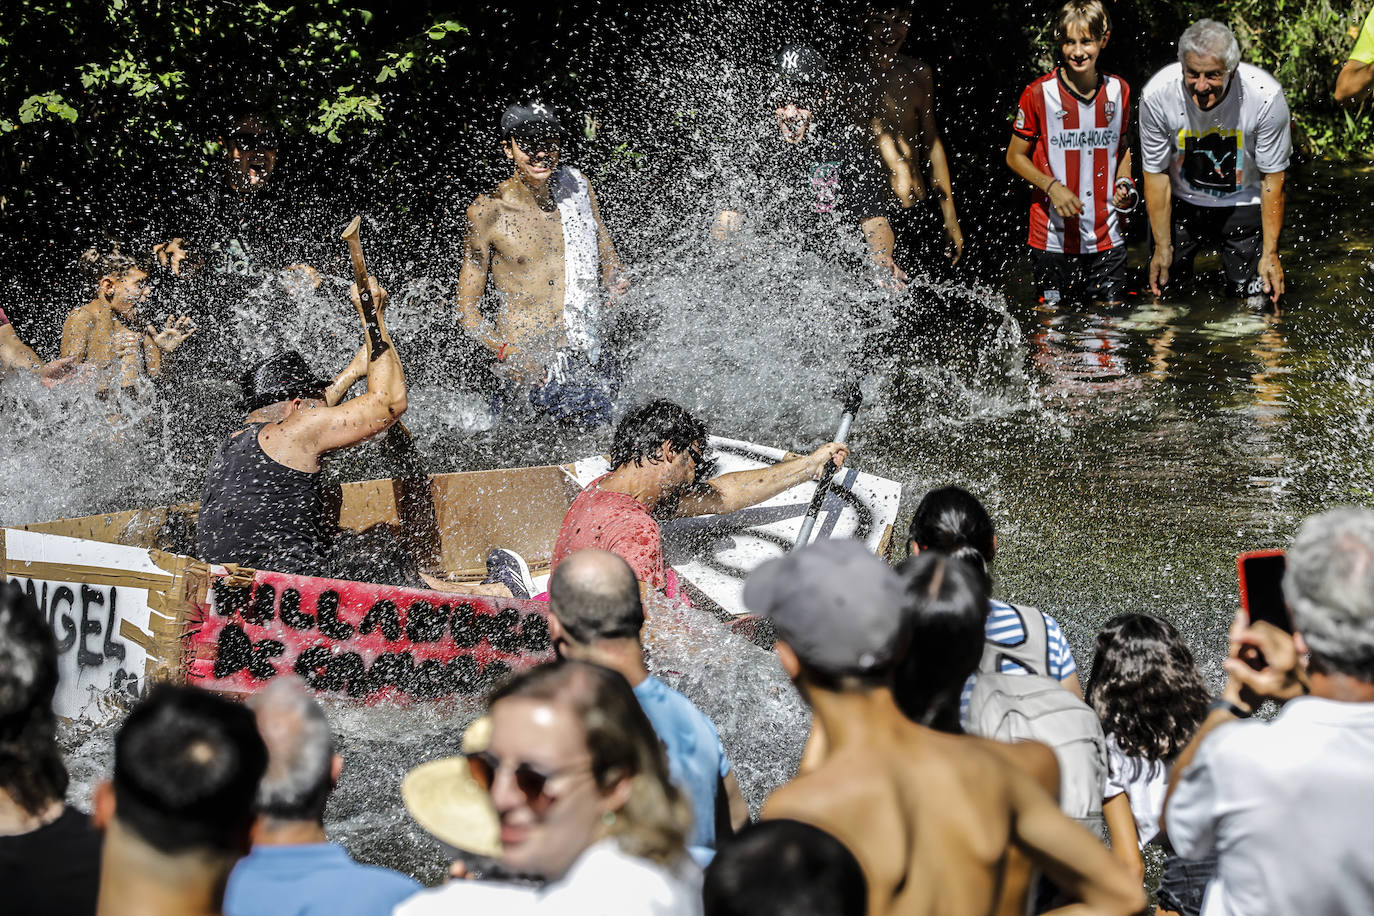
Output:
[{"xmin": 492, "ymin": 349, "xmax": 621, "ymax": 429}]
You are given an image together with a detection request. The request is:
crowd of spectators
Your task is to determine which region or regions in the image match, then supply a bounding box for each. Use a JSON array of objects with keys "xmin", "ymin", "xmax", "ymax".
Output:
[{"xmin": 5, "ymin": 492, "xmax": 1374, "ymax": 915}]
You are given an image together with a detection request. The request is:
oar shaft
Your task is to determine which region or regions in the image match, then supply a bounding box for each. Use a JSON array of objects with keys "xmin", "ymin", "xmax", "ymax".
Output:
[
  {"xmin": 340, "ymin": 216, "xmax": 389, "ymax": 359},
  {"xmin": 794, "ymin": 404, "xmax": 857, "ymax": 549}
]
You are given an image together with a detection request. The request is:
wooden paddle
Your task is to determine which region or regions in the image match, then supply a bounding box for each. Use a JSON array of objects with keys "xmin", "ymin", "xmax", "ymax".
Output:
[
  {"xmin": 338, "ymin": 216, "xmax": 441, "ymax": 571},
  {"xmin": 793, "ymin": 379, "xmax": 863, "ymax": 549},
  {"xmin": 340, "ymin": 216, "xmax": 390, "ymax": 360}
]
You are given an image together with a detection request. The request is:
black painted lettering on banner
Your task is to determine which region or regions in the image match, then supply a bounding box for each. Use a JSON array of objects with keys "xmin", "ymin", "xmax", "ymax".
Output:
[
  {"xmin": 406, "ymin": 601, "xmax": 450, "ymax": 642},
  {"xmin": 360, "ymin": 599, "xmax": 401, "ymax": 641},
  {"xmin": 213, "ymin": 580, "xmax": 251, "ymax": 619},
  {"xmin": 212, "ymin": 624, "xmax": 285, "ymax": 680},
  {"xmin": 520, "ymin": 613, "xmax": 551, "ymax": 651},
  {"xmin": 315, "ymin": 590, "xmax": 355, "ymax": 640},
  {"xmin": 450, "ymin": 602, "xmax": 482, "ymax": 648},
  {"xmin": 50, "ymin": 585, "xmax": 76, "ymax": 656},
  {"xmin": 78, "ymin": 585, "xmax": 106, "ymax": 667},
  {"xmin": 279, "ymin": 588, "xmax": 314, "ymax": 630},
  {"xmin": 245, "ymin": 583, "xmax": 276, "ymax": 625}
]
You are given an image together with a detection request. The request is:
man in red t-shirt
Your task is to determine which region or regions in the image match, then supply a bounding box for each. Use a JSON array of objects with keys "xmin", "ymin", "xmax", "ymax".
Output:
[{"xmin": 552, "ymin": 400, "xmax": 848, "ymax": 600}]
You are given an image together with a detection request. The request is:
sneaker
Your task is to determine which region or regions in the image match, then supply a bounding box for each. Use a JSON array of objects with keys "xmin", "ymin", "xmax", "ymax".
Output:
[
  {"xmin": 484, "ymin": 548, "xmax": 534, "ymax": 600},
  {"xmin": 1243, "ymin": 293, "xmax": 1269, "ymax": 309}
]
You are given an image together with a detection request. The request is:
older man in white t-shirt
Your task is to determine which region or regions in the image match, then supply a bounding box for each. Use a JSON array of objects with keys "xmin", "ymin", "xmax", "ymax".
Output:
[
  {"xmin": 1161, "ymin": 508, "xmax": 1374, "ymax": 916},
  {"xmin": 1140, "ymin": 19, "xmax": 1291, "ymax": 308}
]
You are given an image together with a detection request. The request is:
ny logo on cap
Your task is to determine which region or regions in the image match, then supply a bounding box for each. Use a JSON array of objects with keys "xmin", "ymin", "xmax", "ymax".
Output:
[
  {"xmin": 782, "ymin": 50, "xmax": 799, "ymax": 69},
  {"xmin": 531, "ymin": 102, "xmax": 549, "ymax": 115}
]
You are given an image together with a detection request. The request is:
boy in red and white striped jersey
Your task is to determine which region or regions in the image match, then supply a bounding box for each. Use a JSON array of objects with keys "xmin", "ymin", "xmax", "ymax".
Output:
[{"xmin": 1005, "ymin": 0, "xmax": 1136, "ymax": 306}]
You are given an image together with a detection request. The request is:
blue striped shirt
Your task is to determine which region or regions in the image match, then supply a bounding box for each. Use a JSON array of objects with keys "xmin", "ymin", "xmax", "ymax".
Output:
[{"xmin": 960, "ymin": 599, "xmax": 1079, "ymax": 720}]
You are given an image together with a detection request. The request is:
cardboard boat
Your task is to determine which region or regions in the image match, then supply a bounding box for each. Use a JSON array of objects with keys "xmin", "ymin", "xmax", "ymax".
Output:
[{"xmin": 1, "ymin": 437, "xmax": 901, "ymax": 721}]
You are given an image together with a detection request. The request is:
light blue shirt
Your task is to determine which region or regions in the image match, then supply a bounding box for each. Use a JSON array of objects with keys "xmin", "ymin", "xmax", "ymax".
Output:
[
  {"xmin": 225, "ymin": 841, "xmax": 421, "ymax": 916},
  {"xmin": 633, "ymin": 675, "xmax": 731, "ymax": 861}
]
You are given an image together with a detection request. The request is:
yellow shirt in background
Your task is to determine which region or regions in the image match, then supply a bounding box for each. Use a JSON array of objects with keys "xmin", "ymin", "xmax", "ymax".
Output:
[{"xmin": 1350, "ymin": 9, "xmax": 1374, "ymax": 63}]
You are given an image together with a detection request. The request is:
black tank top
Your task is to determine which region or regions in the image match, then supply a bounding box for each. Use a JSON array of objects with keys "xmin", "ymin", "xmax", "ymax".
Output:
[{"xmin": 197, "ymin": 423, "xmax": 334, "ymax": 574}]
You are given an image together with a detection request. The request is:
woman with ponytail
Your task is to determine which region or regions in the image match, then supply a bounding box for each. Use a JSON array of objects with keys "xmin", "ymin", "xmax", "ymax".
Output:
[{"xmin": 906, "ymin": 486, "xmax": 1083, "ymax": 713}]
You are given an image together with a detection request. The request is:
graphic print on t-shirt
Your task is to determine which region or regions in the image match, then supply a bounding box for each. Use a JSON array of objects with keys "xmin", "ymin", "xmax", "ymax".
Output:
[
  {"xmin": 810, "ymin": 160, "xmax": 840, "ymax": 213},
  {"xmin": 1179, "ymin": 128, "xmax": 1243, "ymax": 197}
]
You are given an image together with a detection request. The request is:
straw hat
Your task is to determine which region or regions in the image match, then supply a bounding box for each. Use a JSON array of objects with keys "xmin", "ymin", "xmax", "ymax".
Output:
[{"xmin": 401, "ymin": 716, "xmax": 500, "ymax": 858}]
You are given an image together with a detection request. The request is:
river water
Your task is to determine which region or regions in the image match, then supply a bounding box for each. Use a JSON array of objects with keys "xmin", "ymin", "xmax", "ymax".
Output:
[{"xmin": 11, "ymin": 149, "xmax": 1374, "ymax": 884}]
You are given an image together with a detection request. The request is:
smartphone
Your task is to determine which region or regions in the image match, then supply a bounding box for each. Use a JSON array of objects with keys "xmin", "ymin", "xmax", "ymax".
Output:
[{"xmin": 1237, "ymin": 549, "xmax": 1292, "ymax": 633}]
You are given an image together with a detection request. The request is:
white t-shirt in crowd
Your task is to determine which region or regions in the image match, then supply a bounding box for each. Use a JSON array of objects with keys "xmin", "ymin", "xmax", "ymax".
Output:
[
  {"xmin": 1103, "ymin": 734, "xmax": 1169, "ymax": 849},
  {"xmin": 1165, "ymin": 696, "xmax": 1374, "ymax": 916},
  {"xmin": 1139, "ymin": 62, "xmax": 1291, "ymax": 208},
  {"xmin": 393, "ymin": 839, "xmax": 702, "ymax": 916}
]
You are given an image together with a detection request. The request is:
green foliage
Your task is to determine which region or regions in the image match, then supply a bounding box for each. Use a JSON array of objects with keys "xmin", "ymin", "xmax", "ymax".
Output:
[{"xmin": 0, "ymin": 1, "xmax": 470, "ymax": 189}]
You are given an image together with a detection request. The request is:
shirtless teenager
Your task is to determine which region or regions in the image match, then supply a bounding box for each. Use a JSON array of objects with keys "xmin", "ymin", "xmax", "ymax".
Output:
[
  {"xmin": 746, "ymin": 541, "xmax": 1144, "ymax": 916},
  {"xmin": 61, "ymin": 248, "xmax": 196, "ymax": 389},
  {"xmin": 849, "ymin": 3, "xmax": 965, "ymax": 264},
  {"xmin": 456, "ymin": 101, "xmax": 629, "ymax": 428}
]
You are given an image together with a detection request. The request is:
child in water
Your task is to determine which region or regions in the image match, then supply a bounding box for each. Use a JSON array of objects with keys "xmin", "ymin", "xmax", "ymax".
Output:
[
  {"xmin": 1005, "ymin": 0, "xmax": 1136, "ymax": 307},
  {"xmin": 1086, "ymin": 613, "xmax": 1218, "ymax": 916},
  {"xmin": 61, "ymin": 247, "xmax": 196, "ymax": 388}
]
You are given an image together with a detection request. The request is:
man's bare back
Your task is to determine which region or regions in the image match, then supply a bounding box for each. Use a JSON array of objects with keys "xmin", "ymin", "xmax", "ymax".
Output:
[
  {"xmin": 767, "ymin": 719, "xmax": 1033, "ymax": 916},
  {"xmin": 764, "ymin": 692, "xmax": 1138, "ymax": 916}
]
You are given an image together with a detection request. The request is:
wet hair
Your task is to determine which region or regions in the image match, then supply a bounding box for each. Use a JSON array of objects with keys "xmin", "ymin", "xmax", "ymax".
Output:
[
  {"xmin": 78, "ymin": 246, "xmax": 140, "ymax": 283},
  {"xmin": 1085, "ymin": 614, "xmax": 1209, "ymax": 769},
  {"xmin": 907, "ymin": 486, "xmax": 996, "ymax": 590},
  {"xmin": 1178, "ymin": 19, "xmax": 1241, "ymax": 72},
  {"xmin": 1055, "ymin": 0, "xmax": 1112, "ymax": 43},
  {"xmin": 893, "ymin": 552, "xmax": 989, "ymax": 733},
  {"xmin": 703, "ymin": 819, "xmax": 867, "ymax": 916},
  {"xmin": 609, "ymin": 400, "xmax": 707, "ymax": 471},
  {"xmin": 489, "ymin": 659, "xmax": 690, "ymax": 866},
  {"xmin": 0, "ymin": 582, "xmax": 68, "ymax": 817},
  {"xmin": 247, "ymin": 679, "xmax": 335, "ymax": 823},
  {"xmin": 1284, "ymin": 508, "xmax": 1374, "ymax": 682},
  {"xmin": 113, "ymin": 684, "xmax": 267, "ymax": 856},
  {"xmin": 549, "ymin": 549, "xmax": 644, "ymax": 644}
]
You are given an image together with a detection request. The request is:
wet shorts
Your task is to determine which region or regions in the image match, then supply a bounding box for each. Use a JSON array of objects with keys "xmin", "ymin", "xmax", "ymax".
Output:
[
  {"xmin": 1167, "ymin": 201, "xmax": 1264, "ymax": 299},
  {"xmin": 1031, "ymin": 245, "xmax": 1128, "ymax": 305},
  {"xmin": 492, "ymin": 349, "xmax": 621, "ymax": 429}
]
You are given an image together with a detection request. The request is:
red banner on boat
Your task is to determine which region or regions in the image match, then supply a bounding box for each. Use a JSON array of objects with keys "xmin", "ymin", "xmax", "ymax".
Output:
[{"xmin": 185, "ymin": 570, "xmax": 553, "ymax": 701}]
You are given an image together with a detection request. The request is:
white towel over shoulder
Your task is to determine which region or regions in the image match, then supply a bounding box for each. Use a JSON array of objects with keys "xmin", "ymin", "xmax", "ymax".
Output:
[{"xmin": 552, "ymin": 166, "xmax": 601, "ymax": 362}]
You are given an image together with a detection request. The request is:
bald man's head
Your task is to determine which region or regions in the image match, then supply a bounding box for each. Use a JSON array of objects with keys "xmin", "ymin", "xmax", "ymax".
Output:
[{"xmin": 548, "ymin": 549, "xmax": 644, "ymax": 645}]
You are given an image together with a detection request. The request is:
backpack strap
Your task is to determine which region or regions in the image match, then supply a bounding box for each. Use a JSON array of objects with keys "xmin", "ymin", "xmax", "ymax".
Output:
[{"xmin": 980, "ymin": 604, "xmax": 1052, "ymax": 676}]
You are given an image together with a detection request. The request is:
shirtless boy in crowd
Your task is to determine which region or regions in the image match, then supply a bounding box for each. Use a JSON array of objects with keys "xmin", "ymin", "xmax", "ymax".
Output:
[
  {"xmin": 748, "ymin": 542, "xmax": 1144, "ymax": 916},
  {"xmin": 61, "ymin": 248, "xmax": 195, "ymax": 389},
  {"xmin": 850, "ymin": 3, "xmax": 964, "ymax": 264},
  {"xmin": 456, "ymin": 101, "xmax": 629, "ymax": 427}
]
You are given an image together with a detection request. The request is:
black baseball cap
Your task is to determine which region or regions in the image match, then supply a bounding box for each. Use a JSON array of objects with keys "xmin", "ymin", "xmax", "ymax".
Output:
[
  {"xmin": 776, "ymin": 45, "xmax": 828, "ymax": 86},
  {"xmin": 501, "ymin": 101, "xmax": 565, "ymax": 141}
]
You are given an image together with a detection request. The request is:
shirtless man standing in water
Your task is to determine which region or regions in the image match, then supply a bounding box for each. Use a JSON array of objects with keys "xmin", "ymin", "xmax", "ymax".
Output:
[
  {"xmin": 456, "ymin": 101, "xmax": 629, "ymax": 427},
  {"xmin": 848, "ymin": 3, "xmax": 965, "ymax": 265},
  {"xmin": 746, "ymin": 541, "xmax": 1144, "ymax": 916}
]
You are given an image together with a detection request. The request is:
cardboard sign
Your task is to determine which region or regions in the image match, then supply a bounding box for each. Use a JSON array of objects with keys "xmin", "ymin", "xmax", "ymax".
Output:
[
  {"xmin": 2, "ymin": 529, "xmax": 182, "ymax": 721},
  {"xmin": 186, "ymin": 570, "xmax": 554, "ymax": 701}
]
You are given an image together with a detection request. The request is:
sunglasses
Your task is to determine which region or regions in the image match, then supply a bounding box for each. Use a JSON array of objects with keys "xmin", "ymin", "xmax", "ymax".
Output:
[
  {"xmin": 467, "ymin": 750, "xmax": 593, "ymax": 813},
  {"xmin": 687, "ymin": 443, "xmax": 718, "ymax": 482}
]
